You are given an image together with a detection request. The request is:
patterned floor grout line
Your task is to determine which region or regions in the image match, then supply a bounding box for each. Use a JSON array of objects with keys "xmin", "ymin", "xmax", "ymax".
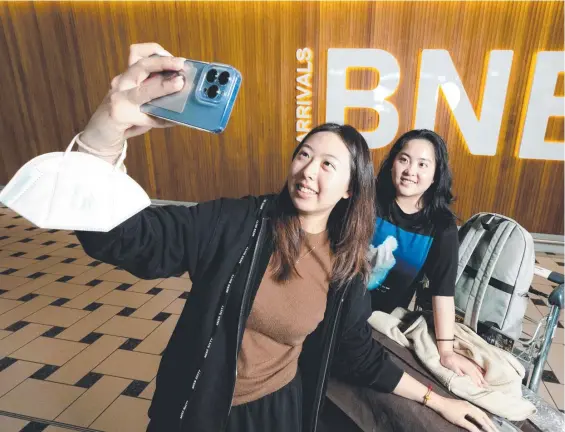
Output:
[{"xmin": 0, "ymin": 409, "xmax": 102, "ymax": 431}]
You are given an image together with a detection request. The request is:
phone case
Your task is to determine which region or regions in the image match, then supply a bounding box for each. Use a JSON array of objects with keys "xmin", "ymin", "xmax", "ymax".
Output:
[{"xmin": 140, "ymin": 59, "xmax": 241, "ymax": 134}]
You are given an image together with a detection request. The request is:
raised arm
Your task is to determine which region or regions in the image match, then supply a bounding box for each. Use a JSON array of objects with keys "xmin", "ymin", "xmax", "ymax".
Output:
[
  {"xmin": 75, "ymin": 200, "xmax": 221, "ymax": 280},
  {"xmin": 72, "ymin": 43, "xmax": 207, "ymax": 279}
]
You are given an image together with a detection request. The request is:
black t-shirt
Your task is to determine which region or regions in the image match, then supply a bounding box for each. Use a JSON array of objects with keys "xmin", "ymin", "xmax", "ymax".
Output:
[{"xmin": 368, "ymin": 201, "xmax": 458, "ymax": 313}]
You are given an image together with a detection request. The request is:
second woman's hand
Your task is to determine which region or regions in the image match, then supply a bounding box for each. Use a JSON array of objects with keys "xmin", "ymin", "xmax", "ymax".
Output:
[
  {"xmin": 440, "ymin": 351, "xmax": 488, "ymax": 388},
  {"xmin": 80, "ymin": 43, "xmax": 189, "ymax": 153}
]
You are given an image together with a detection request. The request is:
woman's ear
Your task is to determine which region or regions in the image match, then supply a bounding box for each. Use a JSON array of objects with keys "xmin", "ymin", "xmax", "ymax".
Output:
[{"xmin": 342, "ymin": 190, "xmax": 351, "ymax": 199}]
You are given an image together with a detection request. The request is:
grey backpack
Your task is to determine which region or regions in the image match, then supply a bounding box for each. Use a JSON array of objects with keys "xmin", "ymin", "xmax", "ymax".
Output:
[{"xmin": 455, "ymin": 213, "xmax": 535, "ymax": 342}]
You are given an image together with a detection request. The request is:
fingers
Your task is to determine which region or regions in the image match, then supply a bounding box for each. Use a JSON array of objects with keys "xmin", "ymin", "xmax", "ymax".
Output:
[
  {"xmin": 119, "ymin": 56, "xmax": 186, "ymax": 91},
  {"xmin": 466, "ymin": 408, "xmax": 498, "ymax": 432},
  {"xmin": 460, "ymin": 419, "xmax": 481, "ymax": 432},
  {"xmin": 468, "ymin": 369, "xmax": 484, "ymax": 387},
  {"xmin": 125, "ymin": 73, "xmax": 186, "ymax": 106},
  {"xmin": 480, "ymin": 413, "xmax": 498, "ymax": 432},
  {"xmin": 470, "ymin": 368, "xmax": 488, "ymax": 388},
  {"xmin": 128, "ymin": 42, "xmax": 173, "ymax": 66}
]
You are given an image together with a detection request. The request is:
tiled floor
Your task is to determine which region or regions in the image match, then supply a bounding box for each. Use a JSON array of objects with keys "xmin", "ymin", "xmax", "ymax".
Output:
[{"xmin": 0, "ymin": 206, "xmax": 563, "ymax": 431}]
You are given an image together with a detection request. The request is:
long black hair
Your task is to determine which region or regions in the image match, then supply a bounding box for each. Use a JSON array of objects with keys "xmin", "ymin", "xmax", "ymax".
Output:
[
  {"xmin": 272, "ymin": 123, "xmax": 376, "ymax": 285},
  {"xmin": 375, "ymin": 129, "xmax": 456, "ymax": 228}
]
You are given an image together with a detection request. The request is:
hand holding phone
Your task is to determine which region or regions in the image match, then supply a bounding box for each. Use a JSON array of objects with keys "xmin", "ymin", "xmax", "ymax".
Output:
[
  {"xmin": 141, "ymin": 58, "xmax": 242, "ymax": 134},
  {"xmin": 80, "ymin": 45, "xmax": 187, "ymax": 154}
]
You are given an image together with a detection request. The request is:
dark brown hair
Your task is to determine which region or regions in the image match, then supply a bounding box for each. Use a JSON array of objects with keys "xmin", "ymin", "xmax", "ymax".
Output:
[
  {"xmin": 271, "ymin": 123, "xmax": 376, "ymax": 286},
  {"xmin": 375, "ymin": 129, "xmax": 456, "ymax": 230}
]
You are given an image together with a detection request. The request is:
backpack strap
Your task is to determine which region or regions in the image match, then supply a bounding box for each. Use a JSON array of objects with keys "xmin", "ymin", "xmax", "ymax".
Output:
[
  {"xmin": 463, "ymin": 218, "xmax": 515, "ymax": 331},
  {"xmin": 456, "ymin": 214, "xmax": 488, "ymax": 284}
]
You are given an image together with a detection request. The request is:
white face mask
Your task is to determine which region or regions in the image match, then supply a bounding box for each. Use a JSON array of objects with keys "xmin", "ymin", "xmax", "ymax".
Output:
[{"xmin": 0, "ymin": 134, "xmax": 151, "ymax": 232}]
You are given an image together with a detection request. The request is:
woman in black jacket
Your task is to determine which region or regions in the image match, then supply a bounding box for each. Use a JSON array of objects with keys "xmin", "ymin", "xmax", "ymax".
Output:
[{"xmin": 74, "ymin": 43, "xmax": 496, "ymax": 432}]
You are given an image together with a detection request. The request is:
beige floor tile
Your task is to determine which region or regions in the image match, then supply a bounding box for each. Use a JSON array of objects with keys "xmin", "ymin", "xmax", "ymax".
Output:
[
  {"xmin": 535, "ymin": 303, "xmax": 551, "ymax": 318},
  {"xmin": 94, "ymin": 349, "xmax": 160, "ymax": 382},
  {"xmin": 554, "ymin": 327, "xmax": 565, "ymax": 345},
  {"xmin": 48, "ymin": 247, "xmax": 87, "ymax": 260},
  {"xmin": 532, "ymin": 274, "xmax": 555, "ymax": 287},
  {"xmin": 1, "ymin": 273, "xmax": 60, "ymax": 300},
  {"xmin": 525, "ymin": 302, "xmax": 544, "ymax": 322},
  {"xmin": 547, "ymin": 344, "xmax": 565, "ymax": 384},
  {"xmin": 91, "ymin": 395, "xmax": 150, "ymax": 432},
  {"xmin": 139, "ymin": 378, "xmax": 156, "ymax": 400},
  {"xmin": 70, "ymin": 263, "xmax": 114, "ymax": 285},
  {"xmin": 538, "ymin": 382, "xmax": 559, "ymax": 410},
  {"xmin": 73, "ymin": 256, "xmax": 101, "ymax": 266},
  {"xmin": 99, "ymin": 269, "xmax": 140, "ymax": 284},
  {"xmin": 0, "ymin": 295, "xmax": 54, "ymax": 328},
  {"xmin": 61, "ymin": 282, "xmax": 119, "ymax": 310},
  {"xmin": 0, "ymin": 274, "xmax": 29, "ymax": 291},
  {"xmin": 4, "ymin": 241, "xmax": 48, "ymax": 254},
  {"xmin": 157, "ymin": 276, "xmax": 191, "ymax": 291},
  {"xmin": 10, "ymin": 256, "xmax": 66, "ymax": 277},
  {"xmin": 0, "ymin": 360, "xmax": 44, "ymax": 397},
  {"xmin": 0, "ymin": 378, "xmax": 85, "ymax": 419},
  {"xmin": 0, "ymin": 415, "xmax": 29, "ymax": 432},
  {"xmin": 33, "ymin": 281, "xmax": 92, "ymax": 299},
  {"xmin": 163, "ymin": 298, "xmax": 186, "ymax": 315},
  {"xmin": 0, "ymin": 256, "xmax": 38, "ymax": 269},
  {"xmin": 26, "ymin": 305, "xmax": 89, "ymax": 327},
  {"xmin": 135, "ymin": 315, "xmax": 179, "ymax": 355},
  {"xmin": 48, "ymin": 335, "xmax": 126, "ymax": 385},
  {"xmin": 98, "ymin": 290, "xmax": 152, "ymax": 309},
  {"xmin": 11, "ymin": 336, "xmax": 87, "ymax": 366},
  {"xmin": 56, "ymin": 375, "xmax": 132, "ymax": 427},
  {"xmin": 0, "ymin": 298, "xmax": 22, "ymax": 314},
  {"xmin": 131, "ymin": 289, "xmax": 181, "ymax": 319},
  {"xmin": 531, "ymin": 283, "xmax": 556, "ymax": 296},
  {"xmin": 0, "ymin": 323, "xmax": 51, "ymax": 357},
  {"xmin": 57, "ymin": 305, "xmax": 122, "ymax": 342},
  {"xmin": 46, "ymin": 262, "xmax": 91, "ymax": 277},
  {"xmin": 545, "ymin": 382, "xmax": 565, "ymax": 411},
  {"xmin": 128, "ymin": 279, "xmax": 164, "ymax": 294},
  {"xmin": 96, "ymin": 316, "xmax": 160, "ymax": 340},
  {"xmin": 0, "ymin": 236, "xmax": 27, "ymax": 248},
  {"xmin": 0, "ymin": 329, "xmax": 11, "ymax": 340},
  {"xmin": 25, "ymin": 242, "xmax": 74, "ymax": 258},
  {"xmin": 537, "ymin": 257, "xmax": 563, "ymax": 273}
]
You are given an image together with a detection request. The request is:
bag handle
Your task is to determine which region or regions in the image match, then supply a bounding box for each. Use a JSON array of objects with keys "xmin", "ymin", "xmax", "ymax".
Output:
[{"xmin": 65, "ymin": 133, "xmax": 127, "ymax": 171}]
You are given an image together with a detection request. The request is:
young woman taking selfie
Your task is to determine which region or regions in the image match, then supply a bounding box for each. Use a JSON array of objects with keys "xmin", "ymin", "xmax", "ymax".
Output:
[
  {"xmin": 368, "ymin": 130, "xmax": 488, "ymax": 387},
  {"xmin": 74, "ymin": 43, "xmax": 496, "ymax": 432}
]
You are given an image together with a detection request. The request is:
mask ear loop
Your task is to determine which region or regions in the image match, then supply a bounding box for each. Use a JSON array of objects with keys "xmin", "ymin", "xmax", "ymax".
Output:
[
  {"xmin": 67, "ymin": 132, "xmax": 128, "ymax": 172},
  {"xmin": 113, "ymin": 141, "xmax": 128, "ymax": 172}
]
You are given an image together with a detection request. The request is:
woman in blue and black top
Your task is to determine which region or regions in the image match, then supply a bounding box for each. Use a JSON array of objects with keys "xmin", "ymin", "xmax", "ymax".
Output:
[{"xmin": 369, "ymin": 129, "xmax": 488, "ymax": 387}]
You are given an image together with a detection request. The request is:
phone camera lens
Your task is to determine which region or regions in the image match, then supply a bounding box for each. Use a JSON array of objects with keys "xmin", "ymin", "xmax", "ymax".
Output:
[
  {"xmin": 206, "ymin": 85, "xmax": 220, "ymax": 99},
  {"xmin": 218, "ymin": 71, "xmax": 230, "ymax": 85},
  {"xmin": 206, "ymin": 69, "xmax": 218, "ymax": 83}
]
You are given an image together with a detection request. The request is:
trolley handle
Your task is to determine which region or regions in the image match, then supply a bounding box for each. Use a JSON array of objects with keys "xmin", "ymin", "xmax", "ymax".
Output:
[{"xmin": 534, "ymin": 265, "xmax": 564, "ymax": 286}]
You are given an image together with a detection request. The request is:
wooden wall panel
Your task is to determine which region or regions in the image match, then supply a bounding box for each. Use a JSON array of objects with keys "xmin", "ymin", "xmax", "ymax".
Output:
[{"xmin": 0, "ymin": 1, "xmax": 563, "ymax": 234}]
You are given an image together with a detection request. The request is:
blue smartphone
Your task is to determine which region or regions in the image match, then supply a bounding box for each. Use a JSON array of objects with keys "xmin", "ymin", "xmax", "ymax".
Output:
[{"xmin": 140, "ymin": 59, "xmax": 241, "ymax": 134}]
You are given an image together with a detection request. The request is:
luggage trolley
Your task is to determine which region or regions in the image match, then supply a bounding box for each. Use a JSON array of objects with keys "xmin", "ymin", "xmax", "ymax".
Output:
[{"xmin": 515, "ymin": 265, "xmax": 564, "ymax": 392}]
